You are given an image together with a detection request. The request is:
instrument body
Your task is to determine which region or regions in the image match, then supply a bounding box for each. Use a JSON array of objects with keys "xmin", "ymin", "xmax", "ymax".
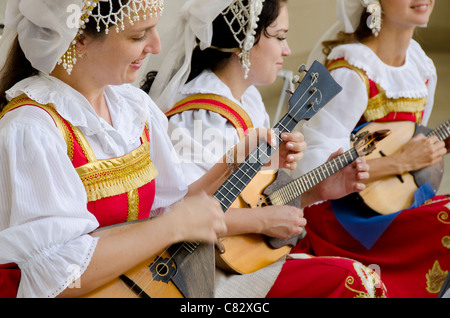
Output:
[
  {"xmin": 214, "ymin": 61, "xmax": 342, "ymax": 274},
  {"xmin": 82, "ymin": 220, "xmax": 215, "ymax": 298},
  {"xmin": 216, "ymin": 128, "xmax": 389, "ymax": 274},
  {"xmin": 83, "ymin": 62, "xmax": 344, "ymax": 295},
  {"xmin": 356, "ymin": 120, "xmax": 449, "ymax": 215}
]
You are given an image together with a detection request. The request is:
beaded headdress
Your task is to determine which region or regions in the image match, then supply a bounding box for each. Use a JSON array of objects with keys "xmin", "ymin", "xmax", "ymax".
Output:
[
  {"xmin": 60, "ymin": 0, "xmax": 164, "ymax": 75},
  {"xmin": 221, "ymin": 0, "xmax": 265, "ymax": 79},
  {"xmin": 150, "ymin": 0, "xmax": 268, "ymax": 112}
]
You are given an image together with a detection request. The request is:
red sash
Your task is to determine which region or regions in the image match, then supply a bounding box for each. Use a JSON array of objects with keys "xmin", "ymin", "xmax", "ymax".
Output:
[{"xmin": 166, "ymin": 93, "xmax": 254, "ymax": 140}]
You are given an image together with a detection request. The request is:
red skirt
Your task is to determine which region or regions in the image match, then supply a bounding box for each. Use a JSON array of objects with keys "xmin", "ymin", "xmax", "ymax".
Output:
[
  {"xmin": 292, "ymin": 195, "xmax": 450, "ymax": 298},
  {"xmin": 0, "ymin": 263, "xmax": 21, "ymax": 298},
  {"xmin": 266, "ymin": 255, "xmax": 388, "ymax": 298}
]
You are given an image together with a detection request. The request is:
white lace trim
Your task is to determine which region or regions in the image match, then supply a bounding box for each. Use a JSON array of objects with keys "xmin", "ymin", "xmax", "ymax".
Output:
[
  {"xmin": 328, "ymin": 39, "xmax": 436, "ymax": 99},
  {"xmin": 17, "ymin": 235, "xmax": 99, "ymax": 298},
  {"xmin": 48, "ymin": 237, "xmax": 98, "ymax": 298}
]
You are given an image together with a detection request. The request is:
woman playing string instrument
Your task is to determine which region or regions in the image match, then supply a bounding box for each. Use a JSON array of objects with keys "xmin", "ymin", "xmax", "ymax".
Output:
[
  {"xmin": 291, "ymin": 0, "xmax": 450, "ymax": 297},
  {"xmin": 147, "ymin": 0, "xmax": 387, "ymax": 298}
]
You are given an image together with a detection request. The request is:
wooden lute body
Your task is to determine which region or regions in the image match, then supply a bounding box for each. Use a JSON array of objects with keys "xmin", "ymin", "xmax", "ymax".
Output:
[
  {"xmin": 355, "ymin": 120, "xmax": 449, "ymax": 214},
  {"xmin": 216, "ymin": 129, "xmax": 389, "ymax": 274}
]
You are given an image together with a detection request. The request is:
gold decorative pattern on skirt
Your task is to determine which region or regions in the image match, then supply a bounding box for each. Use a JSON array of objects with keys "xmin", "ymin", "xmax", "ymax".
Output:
[
  {"xmin": 437, "ymin": 211, "xmax": 450, "ymax": 225},
  {"xmin": 442, "ymin": 236, "xmax": 450, "ymax": 250},
  {"xmin": 426, "ymin": 260, "xmax": 448, "ymax": 294},
  {"xmin": 345, "ymin": 263, "xmax": 386, "ymax": 298}
]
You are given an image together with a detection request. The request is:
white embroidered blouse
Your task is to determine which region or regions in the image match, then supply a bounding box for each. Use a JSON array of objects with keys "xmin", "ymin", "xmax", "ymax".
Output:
[
  {"xmin": 167, "ymin": 69, "xmax": 270, "ymax": 184},
  {"xmin": 294, "ymin": 39, "xmax": 437, "ymax": 177},
  {"xmin": 0, "ymin": 73, "xmax": 188, "ymax": 297}
]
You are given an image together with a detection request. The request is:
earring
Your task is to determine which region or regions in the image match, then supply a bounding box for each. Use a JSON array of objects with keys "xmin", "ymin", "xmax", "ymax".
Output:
[
  {"xmin": 58, "ymin": 39, "xmax": 78, "ymax": 75},
  {"xmin": 364, "ymin": 0, "xmax": 382, "ymax": 37}
]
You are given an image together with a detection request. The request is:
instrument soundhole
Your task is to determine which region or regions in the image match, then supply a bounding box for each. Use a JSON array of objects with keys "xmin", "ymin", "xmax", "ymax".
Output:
[
  {"xmin": 148, "ymin": 257, "xmax": 177, "ymax": 283},
  {"xmin": 156, "ymin": 263, "xmax": 169, "ymax": 276}
]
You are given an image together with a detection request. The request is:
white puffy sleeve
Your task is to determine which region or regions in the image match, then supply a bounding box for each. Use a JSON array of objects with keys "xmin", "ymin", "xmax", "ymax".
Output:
[
  {"xmin": 409, "ymin": 39, "xmax": 437, "ymax": 125},
  {"xmin": 145, "ymin": 98, "xmax": 189, "ymax": 210},
  {"xmin": 421, "ymin": 61, "xmax": 437, "ymax": 126},
  {"xmin": 0, "ymin": 106, "xmax": 99, "ymax": 298},
  {"xmin": 293, "ymin": 67, "xmax": 369, "ymax": 177}
]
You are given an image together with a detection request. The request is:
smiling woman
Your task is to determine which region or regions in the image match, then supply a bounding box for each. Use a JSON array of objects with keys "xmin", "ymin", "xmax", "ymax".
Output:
[
  {"xmin": 145, "ymin": 0, "xmax": 388, "ymax": 298},
  {"xmin": 0, "ymin": 0, "xmax": 237, "ymax": 298},
  {"xmin": 290, "ymin": 0, "xmax": 450, "ymax": 298},
  {"xmin": 48, "ymin": 1, "xmax": 163, "ymax": 121}
]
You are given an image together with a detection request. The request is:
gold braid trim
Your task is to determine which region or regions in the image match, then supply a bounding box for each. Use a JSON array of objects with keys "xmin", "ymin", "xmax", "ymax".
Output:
[
  {"xmin": 327, "ymin": 60, "xmax": 370, "ymax": 96},
  {"xmin": 1, "ymin": 95, "xmax": 158, "ymax": 204},
  {"xmin": 166, "ymin": 93, "xmax": 254, "ymax": 140},
  {"xmin": 126, "ymin": 189, "xmax": 140, "ymax": 222},
  {"xmin": 76, "ymin": 141, "xmax": 158, "ymax": 202},
  {"xmin": 71, "ymin": 125, "xmax": 97, "ymax": 162},
  {"xmin": 365, "ymin": 88, "xmax": 426, "ymax": 123},
  {"xmin": 327, "ymin": 60, "xmax": 427, "ymax": 123}
]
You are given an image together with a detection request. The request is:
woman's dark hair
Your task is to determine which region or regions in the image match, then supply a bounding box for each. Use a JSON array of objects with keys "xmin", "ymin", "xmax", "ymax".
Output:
[
  {"xmin": 0, "ymin": 0, "xmax": 124, "ymax": 111},
  {"xmin": 321, "ymin": 11, "xmax": 373, "ymax": 63},
  {"xmin": 140, "ymin": 0, "xmax": 287, "ymax": 92},
  {"xmin": 0, "ymin": 39, "xmax": 39, "ymax": 110},
  {"xmin": 187, "ymin": 0, "xmax": 287, "ymax": 82},
  {"xmin": 141, "ymin": 71, "xmax": 158, "ymax": 93}
]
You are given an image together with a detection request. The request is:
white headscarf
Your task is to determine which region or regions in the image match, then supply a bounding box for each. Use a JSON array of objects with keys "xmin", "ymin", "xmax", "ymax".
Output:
[
  {"xmin": 150, "ymin": 0, "xmax": 266, "ymax": 112},
  {"xmin": 0, "ymin": 0, "xmax": 84, "ymax": 75},
  {"xmin": 306, "ymin": 0, "xmax": 367, "ymax": 66},
  {"xmin": 149, "ymin": 0, "xmax": 235, "ymax": 112},
  {"xmin": 0, "ymin": 0, "xmax": 165, "ymax": 76}
]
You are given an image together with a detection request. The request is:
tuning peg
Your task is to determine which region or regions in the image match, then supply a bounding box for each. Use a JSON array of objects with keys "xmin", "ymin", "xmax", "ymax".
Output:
[
  {"xmin": 292, "ymin": 75, "xmax": 301, "ymax": 84},
  {"xmin": 292, "ymin": 64, "xmax": 308, "ymax": 85},
  {"xmin": 285, "ymin": 89, "xmax": 294, "ymax": 96},
  {"xmin": 298, "ymin": 64, "xmax": 307, "ymax": 73}
]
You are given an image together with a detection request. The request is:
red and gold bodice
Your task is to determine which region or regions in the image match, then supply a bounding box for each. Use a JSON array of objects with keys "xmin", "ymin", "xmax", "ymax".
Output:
[
  {"xmin": 1, "ymin": 95, "xmax": 158, "ymax": 228},
  {"xmin": 327, "ymin": 58, "xmax": 428, "ymax": 125},
  {"xmin": 0, "ymin": 95, "xmax": 159, "ymax": 297}
]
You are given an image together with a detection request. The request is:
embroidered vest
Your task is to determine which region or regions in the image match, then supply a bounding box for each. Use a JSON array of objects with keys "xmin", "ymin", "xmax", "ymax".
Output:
[
  {"xmin": 1, "ymin": 94, "xmax": 158, "ymax": 228},
  {"xmin": 327, "ymin": 58, "xmax": 428, "ymax": 125},
  {"xmin": 166, "ymin": 93, "xmax": 254, "ymax": 140}
]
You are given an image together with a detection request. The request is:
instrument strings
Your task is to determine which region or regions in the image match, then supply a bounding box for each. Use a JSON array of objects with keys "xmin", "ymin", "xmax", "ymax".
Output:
[
  {"xmin": 217, "ymin": 73, "xmax": 320, "ymax": 209},
  {"xmin": 125, "ymin": 72, "xmax": 320, "ymax": 297},
  {"xmin": 123, "ymin": 243, "xmax": 188, "ymax": 297}
]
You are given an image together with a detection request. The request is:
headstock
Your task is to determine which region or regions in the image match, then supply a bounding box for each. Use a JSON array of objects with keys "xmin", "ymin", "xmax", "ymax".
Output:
[{"xmin": 286, "ymin": 61, "xmax": 342, "ymax": 123}]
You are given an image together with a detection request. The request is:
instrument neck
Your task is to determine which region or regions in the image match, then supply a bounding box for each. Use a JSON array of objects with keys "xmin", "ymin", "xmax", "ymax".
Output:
[
  {"xmin": 428, "ymin": 120, "xmax": 450, "ymax": 141},
  {"xmin": 268, "ymin": 148, "xmax": 359, "ymax": 206}
]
